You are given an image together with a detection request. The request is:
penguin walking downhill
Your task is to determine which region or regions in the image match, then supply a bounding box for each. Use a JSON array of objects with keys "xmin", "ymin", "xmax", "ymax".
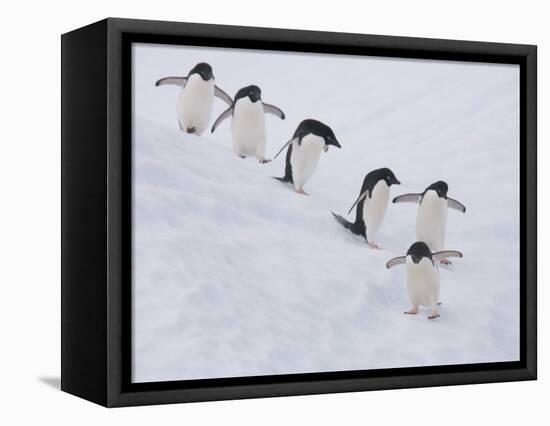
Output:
[
  {"xmin": 332, "ymin": 168, "xmax": 400, "ymax": 249},
  {"xmin": 211, "ymin": 85, "xmax": 285, "ymax": 163},
  {"xmin": 155, "ymin": 62, "xmax": 233, "ymax": 135},
  {"xmin": 273, "ymin": 119, "xmax": 341, "ymax": 195},
  {"xmin": 386, "ymin": 241, "xmax": 463, "ymax": 320},
  {"xmin": 392, "ymin": 181, "xmax": 466, "ymax": 264}
]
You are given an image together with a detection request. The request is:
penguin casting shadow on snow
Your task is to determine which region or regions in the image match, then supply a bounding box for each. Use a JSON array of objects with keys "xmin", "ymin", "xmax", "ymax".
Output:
[
  {"xmin": 332, "ymin": 168, "xmax": 401, "ymax": 249},
  {"xmin": 155, "ymin": 62, "xmax": 233, "ymax": 135},
  {"xmin": 392, "ymin": 180, "xmax": 466, "ymax": 264},
  {"xmin": 386, "ymin": 241, "xmax": 463, "ymax": 320},
  {"xmin": 273, "ymin": 119, "xmax": 341, "ymax": 195},
  {"xmin": 211, "ymin": 85, "xmax": 285, "ymax": 163}
]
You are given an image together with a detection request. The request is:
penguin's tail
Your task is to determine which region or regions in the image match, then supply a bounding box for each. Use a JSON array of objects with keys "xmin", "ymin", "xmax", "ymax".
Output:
[
  {"xmin": 273, "ymin": 176, "xmax": 292, "ymax": 183},
  {"xmin": 332, "ymin": 212, "xmax": 363, "ymax": 236}
]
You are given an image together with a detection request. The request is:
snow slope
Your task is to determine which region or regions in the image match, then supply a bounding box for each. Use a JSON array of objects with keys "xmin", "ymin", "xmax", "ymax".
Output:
[{"xmin": 132, "ymin": 44, "xmax": 520, "ymax": 382}]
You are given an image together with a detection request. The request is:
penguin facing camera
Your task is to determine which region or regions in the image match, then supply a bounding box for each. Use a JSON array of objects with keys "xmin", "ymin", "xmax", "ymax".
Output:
[
  {"xmin": 393, "ymin": 181, "xmax": 466, "ymax": 264},
  {"xmin": 155, "ymin": 62, "xmax": 233, "ymax": 135},
  {"xmin": 211, "ymin": 85, "xmax": 285, "ymax": 163},
  {"xmin": 386, "ymin": 241, "xmax": 463, "ymax": 320},
  {"xmin": 332, "ymin": 168, "xmax": 400, "ymax": 249},
  {"xmin": 273, "ymin": 119, "xmax": 341, "ymax": 195}
]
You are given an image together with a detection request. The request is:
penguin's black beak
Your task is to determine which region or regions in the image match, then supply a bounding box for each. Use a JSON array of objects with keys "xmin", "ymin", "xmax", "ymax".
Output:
[
  {"xmin": 199, "ymin": 70, "xmax": 213, "ymax": 81},
  {"xmin": 394, "ymin": 178, "xmax": 401, "ymax": 185},
  {"xmin": 329, "ymin": 139, "xmax": 341, "ymax": 148}
]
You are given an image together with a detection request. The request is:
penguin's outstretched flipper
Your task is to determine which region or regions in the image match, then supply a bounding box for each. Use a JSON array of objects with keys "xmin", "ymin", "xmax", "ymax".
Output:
[
  {"xmin": 432, "ymin": 250, "xmax": 463, "ymax": 262},
  {"xmin": 155, "ymin": 76, "xmax": 187, "ymax": 87},
  {"xmin": 347, "ymin": 189, "xmax": 369, "ymax": 215},
  {"xmin": 263, "ymin": 103, "xmax": 286, "ymax": 119},
  {"xmin": 447, "ymin": 198, "xmax": 466, "ymax": 213},
  {"xmin": 211, "ymin": 107, "xmax": 233, "ymax": 133},
  {"xmin": 273, "ymin": 138, "xmax": 295, "ymax": 160},
  {"xmin": 392, "ymin": 193, "xmax": 422, "ymax": 204},
  {"xmin": 386, "ymin": 256, "xmax": 406, "ymax": 269},
  {"xmin": 214, "ymin": 86, "xmax": 233, "ymax": 106}
]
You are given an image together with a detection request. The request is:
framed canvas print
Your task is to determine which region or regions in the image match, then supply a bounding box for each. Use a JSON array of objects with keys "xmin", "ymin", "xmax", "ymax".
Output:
[{"xmin": 61, "ymin": 18, "xmax": 537, "ymax": 407}]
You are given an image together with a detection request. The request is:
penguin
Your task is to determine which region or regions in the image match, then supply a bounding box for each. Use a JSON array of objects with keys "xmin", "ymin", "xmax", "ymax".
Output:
[
  {"xmin": 155, "ymin": 62, "xmax": 233, "ymax": 135},
  {"xmin": 332, "ymin": 168, "xmax": 401, "ymax": 249},
  {"xmin": 386, "ymin": 241, "xmax": 463, "ymax": 319},
  {"xmin": 273, "ymin": 119, "xmax": 341, "ymax": 194},
  {"xmin": 210, "ymin": 85, "xmax": 285, "ymax": 163},
  {"xmin": 392, "ymin": 181, "xmax": 466, "ymax": 264}
]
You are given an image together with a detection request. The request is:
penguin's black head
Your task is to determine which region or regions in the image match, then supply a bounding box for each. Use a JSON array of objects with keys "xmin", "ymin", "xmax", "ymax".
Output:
[
  {"xmin": 425, "ymin": 180, "xmax": 448, "ymax": 199},
  {"xmin": 407, "ymin": 241, "xmax": 433, "ymax": 264},
  {"xmin": 235, "ymin": 85, "xmax": 262, "ymax": 103},
  {"xmin": 295, "ymin": 119, "xmax": 341, "ymax": 148},
  {"xmin": 189, "ymin": 63, "xmax": 214, "ymax": 81},
  {"xmin": 365, "ymin": 168, "xmax": 401, "ymax": 189},
  {"xmin": 380, "ymin": 168, "xmax": 401, "ymax": 186}
]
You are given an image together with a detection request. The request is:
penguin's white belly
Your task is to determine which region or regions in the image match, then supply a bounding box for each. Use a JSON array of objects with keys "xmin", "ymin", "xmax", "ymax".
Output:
[
  {"xmin": 406, "ymin": 258, "xmax": 440, "ymax": 307},
  {"xmin": 231, "ymin": 100, "xmax": 266, "ymax": 158},
  {"xmin": 363, "ymin": 181, "xmax": 390, "ymax": 242},
  {"xmin": 416, "ymin": 191, "xmax": 448, "ymax": 252},
  {"xmin": 290, "ymin": 135, "xmax": 325, "ymax": 190},
  {"xmin": 176, "ymin": 76, "xmax": 214, "ymax": 135}
]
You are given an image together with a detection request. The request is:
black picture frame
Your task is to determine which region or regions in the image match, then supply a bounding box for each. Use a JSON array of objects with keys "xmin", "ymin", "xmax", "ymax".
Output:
[{"xmin": 61, "ymin": 17, "xmax": 537, "ymax": 407}]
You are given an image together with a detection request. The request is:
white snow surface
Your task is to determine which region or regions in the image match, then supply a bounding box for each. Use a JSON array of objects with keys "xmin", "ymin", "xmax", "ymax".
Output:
[{"xmin": 132, "ymin": 43, "xmax": 520, "ymax": 382}]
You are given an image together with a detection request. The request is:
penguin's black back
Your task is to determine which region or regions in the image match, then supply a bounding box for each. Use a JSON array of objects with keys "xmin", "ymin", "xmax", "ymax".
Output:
[
  {"xmin": 275, "ymin": 119, "xmax": 337, "ymax": 184},
  {"xmin": 352, "ymin": 172, "xmax": 376, "ymax": 229},
  {"xmin": 331, "ymin": 175, "xmax": 369, "ymax": 239},
  {"xmin": 353, "ymin": 192, "xmax": 367, "ymax": 230},
  {"xmin": 274, "ymin": 144, "xmax": 294, "ymax": 183},
  {"xmin": 283, "ymin": 144, "xmax": 294, "ymax": 183},
  {"xmin": 351, "ymin": 168, "xmax": 395, "ymax": 233},
  {"xmin": 293, "ymin": 119, "xmax": 334, "ymax": 141}
]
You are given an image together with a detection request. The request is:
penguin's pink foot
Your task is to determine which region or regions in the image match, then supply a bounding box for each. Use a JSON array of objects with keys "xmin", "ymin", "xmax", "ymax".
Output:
[
  {"xmin": 296, "ymin": 188, "xmax": 309, "ymax": 196},
  {"xmin": 440, "ymin": 258, "xmax": 452, "ymax": 265},
  {"xmin": 368, "ymin": 242, "xmax": 381, "ymax": 250},
  {"xmin": 186, "ymin": 126, "xmax": 197, "ymax": 134},
  {"xmin": 428, "ymin": 313, "xmax": 440, "ymax": 320},
  {"xmin": 404, "ymin": 308, "xmax": 418, "ymax": 315},
  {"xmin": 259, "ymin": 158, "xmax": 271, "ymax": 164}
]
